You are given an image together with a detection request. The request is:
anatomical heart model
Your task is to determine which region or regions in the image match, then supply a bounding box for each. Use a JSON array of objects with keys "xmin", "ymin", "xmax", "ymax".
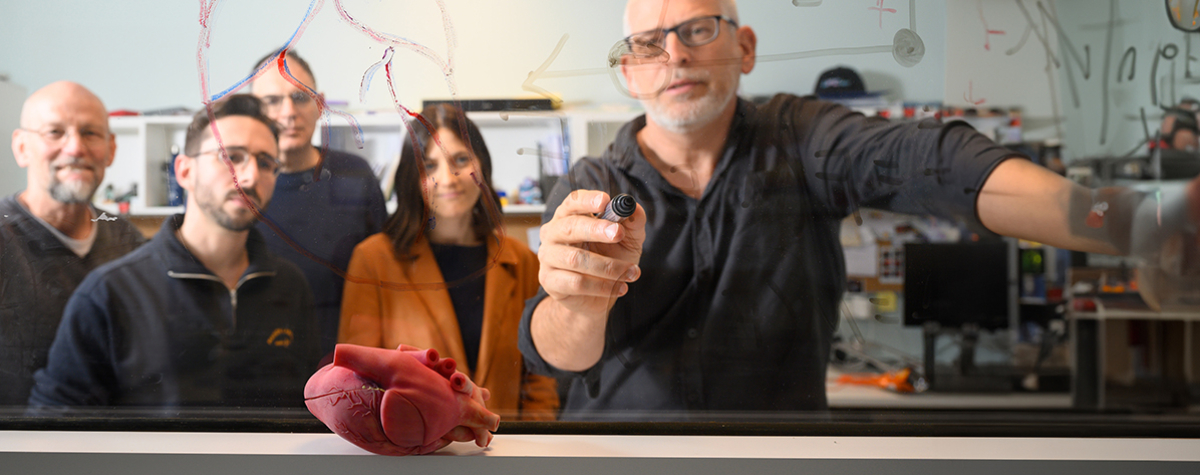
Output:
[{"xmin": 305, "ymin": 344, "xmax": 500, "ymax": 455}]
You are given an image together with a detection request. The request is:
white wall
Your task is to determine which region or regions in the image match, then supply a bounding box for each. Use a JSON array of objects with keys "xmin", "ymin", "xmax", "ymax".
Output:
[
  {"xmin": 0, "ymin": 1, "xmax": 946, "ymax": 116},
  {"xmin": 944, "ymin": 0, "xmax": 1061, "ymax": 142},
  {"xmin": 0, "ymin": 80, "xmax": 26, "ymax": 197}
]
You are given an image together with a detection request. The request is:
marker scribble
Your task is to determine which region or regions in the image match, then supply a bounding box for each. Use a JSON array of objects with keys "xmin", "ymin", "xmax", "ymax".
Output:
[
  {"xmin": 976, "ymin": 0, "xmax": 1006, "ymax": 51},
  {"xmin": 868, "ymin": 0, "xmax": 897, "ymax": 29},
  {"xmin": 963, "ymin": 80, "xmax": 986, "ymax": 105}
]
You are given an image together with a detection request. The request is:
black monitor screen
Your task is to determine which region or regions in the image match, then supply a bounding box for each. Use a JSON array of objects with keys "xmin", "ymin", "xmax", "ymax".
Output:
[{"xmin": 903, "ymin": 242, "xmax": 1010, "ymax": 330}]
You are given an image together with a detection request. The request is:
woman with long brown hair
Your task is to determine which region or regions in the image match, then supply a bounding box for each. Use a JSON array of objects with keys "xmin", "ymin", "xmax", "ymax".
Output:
[{"xmin": 339, "ymin": 104, "xmax": 557, "ymax": 420}]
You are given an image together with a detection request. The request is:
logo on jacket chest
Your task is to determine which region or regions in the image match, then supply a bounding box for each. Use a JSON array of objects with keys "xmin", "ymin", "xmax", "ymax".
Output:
[{"xmin": 267, "ymin": 328, "xmax": 294, "ymax": 348}]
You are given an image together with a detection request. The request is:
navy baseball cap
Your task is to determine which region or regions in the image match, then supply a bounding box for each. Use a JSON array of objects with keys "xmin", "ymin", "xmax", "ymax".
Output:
[{"xmin": 814, "ymin": 66, "xmax": 883, "ymax": 99}]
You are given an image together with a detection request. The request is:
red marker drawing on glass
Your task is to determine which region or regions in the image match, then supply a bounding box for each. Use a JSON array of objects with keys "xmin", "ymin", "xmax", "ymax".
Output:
[{"xmin": 1086, "ymin": 201, "xmax": 1108, "ymax": 229}]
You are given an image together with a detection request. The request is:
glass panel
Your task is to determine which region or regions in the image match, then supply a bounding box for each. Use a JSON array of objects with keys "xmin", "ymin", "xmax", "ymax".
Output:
[{"xmin": 2, "ymin": 0, "xmax": 1200, "ymax": 444}]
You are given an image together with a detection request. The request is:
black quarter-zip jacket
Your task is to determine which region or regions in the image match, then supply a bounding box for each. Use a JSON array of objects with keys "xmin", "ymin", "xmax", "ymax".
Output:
[{"xmin": 29, "ymin": 215, "xmax": 320, "ymax": 410}]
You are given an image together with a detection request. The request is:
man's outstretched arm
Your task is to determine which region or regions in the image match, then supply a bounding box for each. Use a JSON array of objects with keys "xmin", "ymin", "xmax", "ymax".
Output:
[{"xmin": 977, "ymin": 158, "xmax": 1197, "ymax": 257}]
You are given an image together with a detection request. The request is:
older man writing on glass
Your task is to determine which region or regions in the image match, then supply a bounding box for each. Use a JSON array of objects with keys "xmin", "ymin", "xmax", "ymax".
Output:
[{"xmin": 519, "ymin": 0, "xmax": 1200, "ymax": 420}]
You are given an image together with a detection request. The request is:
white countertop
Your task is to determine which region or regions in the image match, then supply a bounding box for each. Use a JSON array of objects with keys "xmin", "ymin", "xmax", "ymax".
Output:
[{"xmin": 2, "ymin": 431, "xmax": 1198, "ymax": 461}]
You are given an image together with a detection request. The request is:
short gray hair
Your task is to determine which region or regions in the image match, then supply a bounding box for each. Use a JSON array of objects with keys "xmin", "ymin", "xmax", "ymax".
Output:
[{"xmin": 623, "ymin": 0, "xmax": 739, "ymax": 36}]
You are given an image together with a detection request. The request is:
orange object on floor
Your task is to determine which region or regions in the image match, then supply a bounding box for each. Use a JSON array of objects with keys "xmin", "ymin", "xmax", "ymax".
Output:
[{"xmin": 835, "ymin": 367, "xmax": 924, "ymax": 393}]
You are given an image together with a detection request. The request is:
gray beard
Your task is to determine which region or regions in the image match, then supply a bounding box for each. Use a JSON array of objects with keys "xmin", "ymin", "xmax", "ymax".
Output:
[
  {"xmin": 644, "ymin": 79, "xmax": 738, "ymax": 133},
  {"xmin": 48, "ymin": 178, "xmax": 96, "ymax": 204}
]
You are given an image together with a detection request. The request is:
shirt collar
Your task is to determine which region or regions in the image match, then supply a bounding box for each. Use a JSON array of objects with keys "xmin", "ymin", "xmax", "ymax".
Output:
[
  {"xmin": 158, "ymin": 213, "xmax": 277, "ymax": 277},
  {"xmin": 609, "ymin": 98, "xmax": 754, "ymax": 195},
  {"xmin": 1, "ymin": 194, "xmax": 100, "ymax": 256}
]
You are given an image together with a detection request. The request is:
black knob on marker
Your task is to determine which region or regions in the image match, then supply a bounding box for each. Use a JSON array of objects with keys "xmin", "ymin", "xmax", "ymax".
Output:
[{"xmin": 609, "ymin": 193, "xmax": 636, "ymax": 219}]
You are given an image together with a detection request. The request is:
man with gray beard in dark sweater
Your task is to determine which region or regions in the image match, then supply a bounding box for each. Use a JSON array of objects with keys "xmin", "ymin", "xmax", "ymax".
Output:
[{"xmin": 1, "ymin": 81, "xmax": 144, "ymax": 406}]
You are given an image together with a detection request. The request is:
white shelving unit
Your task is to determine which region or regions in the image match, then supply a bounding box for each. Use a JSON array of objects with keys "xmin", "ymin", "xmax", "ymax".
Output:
[
  {"xmin": 99, "ymin": 115, "xmax": 191, "ymax": 215},
  {"xmin": 103, "ymin": 108, "xmax": 640, "ymax": 217},
  {"xmin": 502, "ymin": 203, "xmax": 546, "ymax": 215}
]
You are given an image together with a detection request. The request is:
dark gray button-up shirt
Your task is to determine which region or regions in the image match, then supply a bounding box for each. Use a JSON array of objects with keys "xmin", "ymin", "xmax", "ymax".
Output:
[{"xmin": 520, "ymin": 95, "xmax": 1019, "ymax": 421}]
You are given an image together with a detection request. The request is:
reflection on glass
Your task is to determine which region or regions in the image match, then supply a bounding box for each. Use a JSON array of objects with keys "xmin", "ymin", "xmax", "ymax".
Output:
[{"xmin": 608, "ymin": 39, "xmax": 674, "ymax": 99}]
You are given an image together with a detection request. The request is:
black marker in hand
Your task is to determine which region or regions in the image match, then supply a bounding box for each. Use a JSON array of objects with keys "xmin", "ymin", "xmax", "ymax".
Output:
[{"xmin": 595, "ymin": 193, "xmax": 636, "ymax": 223}]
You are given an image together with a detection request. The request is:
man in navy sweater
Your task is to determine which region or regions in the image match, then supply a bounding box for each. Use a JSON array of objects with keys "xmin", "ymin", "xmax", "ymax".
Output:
[
  {"xmin": 249, "ymin": 50, "xmax": 387, "ymax": 357},
  {"xmin": 29, "ymin": 94, "xmax": 320, "ymax": 409}
]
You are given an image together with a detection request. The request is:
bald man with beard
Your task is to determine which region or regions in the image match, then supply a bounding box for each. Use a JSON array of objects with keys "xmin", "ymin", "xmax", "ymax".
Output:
[{"xmin": 1, "ymin": 81, "xmax": 145, "ymax": 406}]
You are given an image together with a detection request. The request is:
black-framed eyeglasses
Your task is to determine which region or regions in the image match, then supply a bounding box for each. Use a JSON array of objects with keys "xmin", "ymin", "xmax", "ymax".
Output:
[
  {"xmin": 624, "ymin": 15, "xmax": 738, "ymax": 53},
  {"xmin": 197, "ymin": 147, "xmax": 282, "ymax": 176},
  {"xmin": 259, "ymin": 91, "xmax": 313, "ymax": 109}
]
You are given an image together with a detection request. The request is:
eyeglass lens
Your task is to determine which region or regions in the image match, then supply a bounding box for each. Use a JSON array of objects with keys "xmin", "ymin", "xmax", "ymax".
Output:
[
  {"xmin": 628, "ymin": 16, "xmax": 722, "ymax": 51},
  {"xmin": 27, "ymin": 127, "xmax": 108, "ymax": 148},
  {"xmin": 262, "ymin": 92, "xmax": 312, "ymax": 108},
  {"xmin": 221, "ymin": 150, "xmax": 280, "ymax": 175},
  {"xmin": 610, "ymin": 16, "xmax": 732, "ymax": 99}
]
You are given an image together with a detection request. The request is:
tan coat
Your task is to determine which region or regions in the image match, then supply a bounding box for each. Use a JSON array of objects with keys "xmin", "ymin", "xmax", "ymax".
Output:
[{"xmin": 339, "ymin": 232, "xmax": 558, "ymax": 420}]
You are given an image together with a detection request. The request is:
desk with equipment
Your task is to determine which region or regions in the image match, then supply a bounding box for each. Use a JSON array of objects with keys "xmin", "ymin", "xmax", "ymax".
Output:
[
  {"xmin": 1067, "ymin": 266, "xmax": 1200, "ymax": 410},
  {"xmin": 830, "ymin": 234, "xmax": 1078, "ymax": 409}
]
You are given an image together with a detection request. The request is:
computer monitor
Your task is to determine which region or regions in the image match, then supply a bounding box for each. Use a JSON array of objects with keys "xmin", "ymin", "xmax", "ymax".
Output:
[
  {"xmin": 1159, "ymin": 149, "xmax": 1200, "ymax": 180},
  {"xmin": 903, "ymin": 242, "xmax": 1010, "ymax": 331}
]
